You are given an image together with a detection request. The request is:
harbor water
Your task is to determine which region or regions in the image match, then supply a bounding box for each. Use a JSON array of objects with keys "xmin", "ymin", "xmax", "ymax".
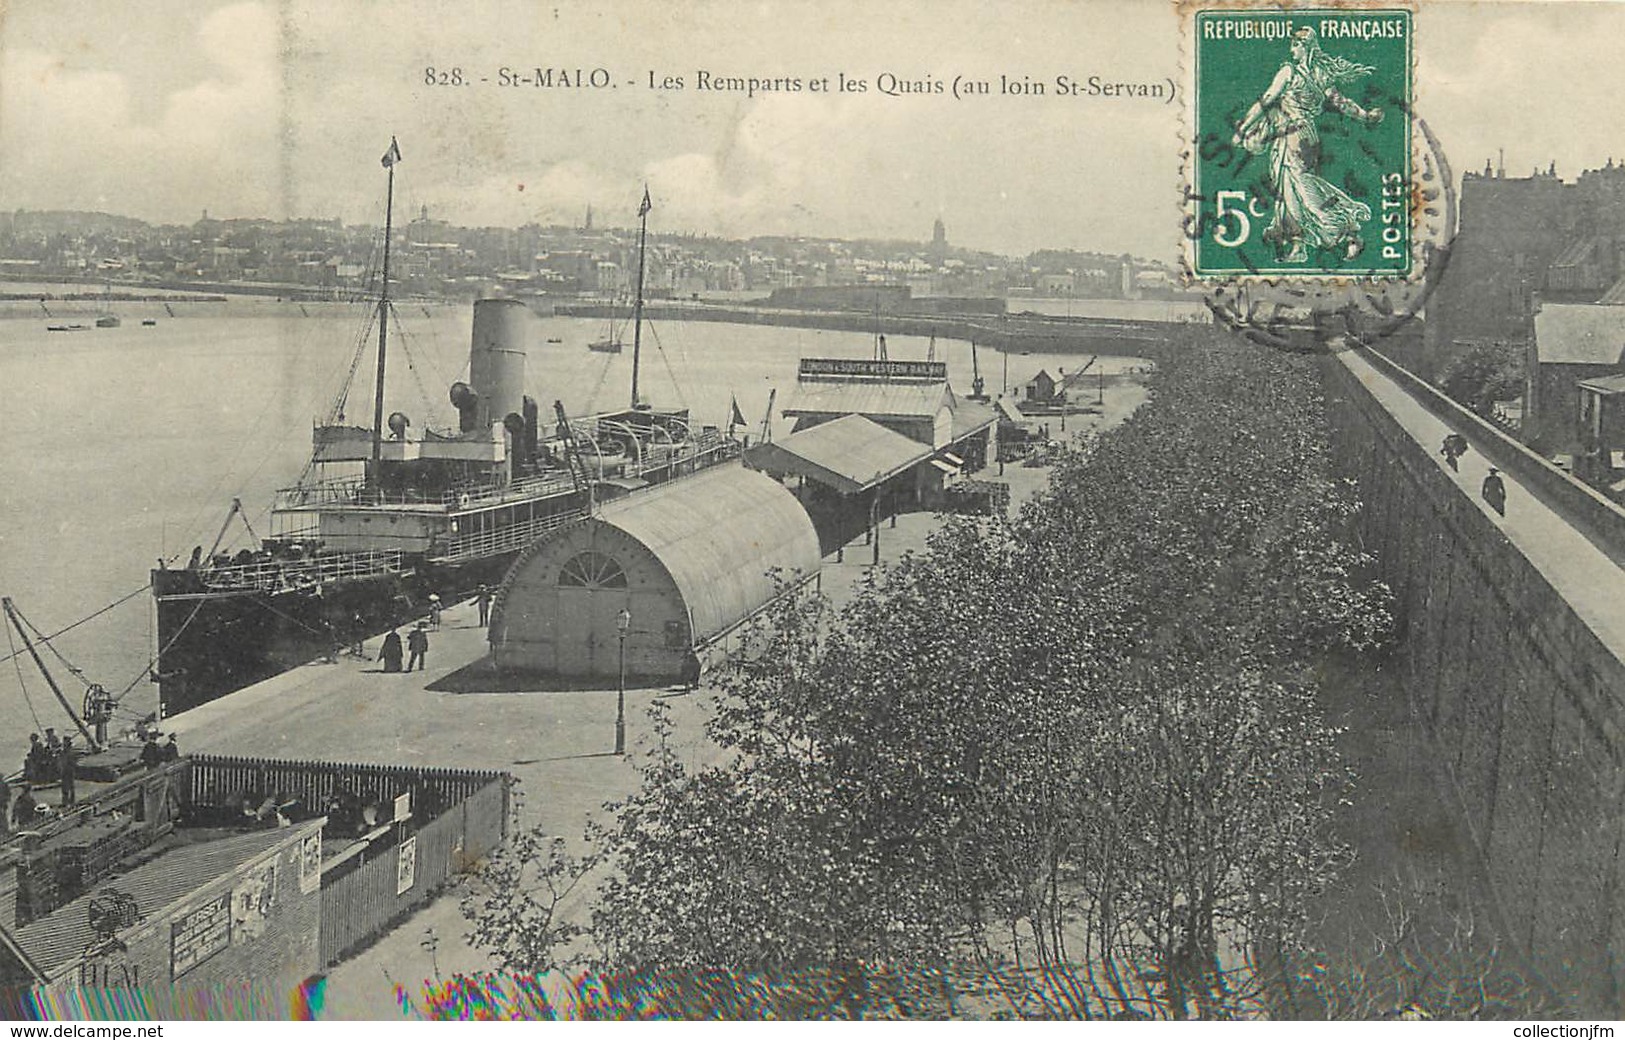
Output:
[{"xmin": 0, "ymin": 296, "xmax": 1148, "ymax": 768}]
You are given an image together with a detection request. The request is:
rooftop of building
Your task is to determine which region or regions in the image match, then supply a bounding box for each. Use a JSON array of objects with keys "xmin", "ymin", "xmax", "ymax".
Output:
[
  {"xmin": 1534, "ymin": 303, "xmax": 1625, "ymax": 366},
  {"xmin": 745, "ymin": 414, "xmax": 934, "ymax": 495},
  {"xmin": 5, "ymin": 822, "xmax": 317, "ymax": 982}
]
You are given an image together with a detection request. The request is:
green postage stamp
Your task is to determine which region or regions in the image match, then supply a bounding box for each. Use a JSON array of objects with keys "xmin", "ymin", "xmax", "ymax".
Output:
[{"xmin": 1187, "ymin": 7, "xmax": 1413, "ymax": 279}]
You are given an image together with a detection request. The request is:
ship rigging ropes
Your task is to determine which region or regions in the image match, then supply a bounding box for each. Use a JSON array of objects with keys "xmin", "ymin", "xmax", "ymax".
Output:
[
  {"xmin": 643, "ymin": 322, "xmax": 695, "ymax": 408},
  {"xmin": 4, "ymin": 617, "xmax": 47, "ymax": 734},
  {"xmin": 0, "ymin": 583, "xmax": 150, "ymax": 670},
  {"xmin": 169, "ymin": 243, "xmax": 396, "ymax": 564},
  {"xmin": 1, "ymin": 595, "xmax": 189, "ymax": 722}
]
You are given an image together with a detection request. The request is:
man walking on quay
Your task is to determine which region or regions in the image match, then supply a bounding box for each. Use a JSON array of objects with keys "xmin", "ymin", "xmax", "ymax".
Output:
[
  {"xmin": 407, "ymin": 622, "xmax": 429, "ymax": 672},
  {"xmin": 1482, "ymin": 466, "xmax": 1507, "ymax": 517},
  {"xmin": 476, "ymin": 584, "xmax": 493, "ymax": 626}
]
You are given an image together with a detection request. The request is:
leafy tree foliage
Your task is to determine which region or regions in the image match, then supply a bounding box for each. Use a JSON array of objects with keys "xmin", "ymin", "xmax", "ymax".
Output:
[{"xmin": 1438, "ymin": 341, "xmax": 1525, "ymax": 419}]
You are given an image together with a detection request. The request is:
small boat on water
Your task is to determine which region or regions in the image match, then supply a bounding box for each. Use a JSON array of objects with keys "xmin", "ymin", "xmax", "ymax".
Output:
[
  {"xmin": 141, "ymin": 319, "xmax": 158, "ymax": 327},
  {"xmin": 545, "ymin": 336, "xmax": 563, "ymax": 343},
  {"xmin": 96, "ymin": 314, "xmax": 120, "ymax": 328},
  {"xmin": 589, "ymin": 286, "xmax": 634, "ymax": 353},
  {"xmin": 47, "ymin": 324, "xmax": 89, "ymax": 332}
]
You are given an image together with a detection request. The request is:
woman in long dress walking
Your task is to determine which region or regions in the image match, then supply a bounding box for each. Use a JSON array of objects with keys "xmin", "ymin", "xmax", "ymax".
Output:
[{"xmin": 1232, "ymin": 27, "xmax": 1385, "ymax": 264}]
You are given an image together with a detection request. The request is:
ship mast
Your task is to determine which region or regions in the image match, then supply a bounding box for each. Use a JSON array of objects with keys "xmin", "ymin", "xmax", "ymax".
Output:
[
  {"xmin": 630, "ymin": 185, "xmax": 651, "ymax": 409},
  {"xmin": 370, "ymin": 136, "xmax": 402, "ymax": 479}
]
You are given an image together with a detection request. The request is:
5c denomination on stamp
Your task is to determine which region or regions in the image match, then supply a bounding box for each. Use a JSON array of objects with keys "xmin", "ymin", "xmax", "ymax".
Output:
[{"xmin": 1187, "ymin": 6, "xmax": 1413, "ymax": 280}]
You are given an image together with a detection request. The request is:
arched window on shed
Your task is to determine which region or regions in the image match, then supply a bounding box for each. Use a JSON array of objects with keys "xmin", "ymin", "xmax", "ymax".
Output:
[{"xmin": 557, "ymin": 551, "xmax": 628, "ymax": 589}]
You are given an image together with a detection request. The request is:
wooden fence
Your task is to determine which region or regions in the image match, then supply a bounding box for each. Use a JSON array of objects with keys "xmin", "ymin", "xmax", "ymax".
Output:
[
  {"xmin": 184, "ymin": 754, "xmax": 511, "ymax": 967},
  {"xmin": 187, "ymin": 754, "xmax": 503, "ymax": 821},
  {"xmin": 317, "ymin": 776, "xmax": 508, "ymax": 965}
]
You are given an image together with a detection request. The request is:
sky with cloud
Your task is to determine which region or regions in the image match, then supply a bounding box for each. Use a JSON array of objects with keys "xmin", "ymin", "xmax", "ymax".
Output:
[{"xmin": 0, "ymin": 0, "xmax": 1613, "ymax": 259}]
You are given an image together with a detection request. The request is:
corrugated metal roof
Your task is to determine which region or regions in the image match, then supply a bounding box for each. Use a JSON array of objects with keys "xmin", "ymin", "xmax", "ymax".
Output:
[
  {"xmin": 12, "ymin": 825, "xmax": 307, "ymax": 979},
  {"xmin": 781, "ymin": 381, "xmax": 952, "ymax": 420},
  {"xmin": 745, "ymin": 414, "xmax": 931, "ymax": 494},
  {"xmin": 597, "ymin": 465, "xmax": 821, "ymax": 639},
  {"xmin": 1552, "ymin": 238, "xmax": 1596, "ymax": 269},
  {"xmin": 1534, "ymin": 304, "xmax": 1625, "ymax": 366},
  {"xmin": 1600, "ymin": 275, "xmax": 1625, "ymax": 306},
  {"xmin": 951, "ymin": 398, "xmax": 998, "ymax": 439}
]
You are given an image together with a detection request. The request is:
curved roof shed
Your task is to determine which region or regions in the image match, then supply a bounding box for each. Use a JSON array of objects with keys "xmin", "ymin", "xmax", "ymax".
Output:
[{"xmin": 490, "ymin": 465, "xmax": 820, "ymax": 681}]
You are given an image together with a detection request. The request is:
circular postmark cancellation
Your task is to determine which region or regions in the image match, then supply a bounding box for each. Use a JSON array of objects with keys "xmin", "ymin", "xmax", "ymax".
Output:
[{"xmin": 1180, "ymin": 3, "xmax": 1456, "ymax": 353}]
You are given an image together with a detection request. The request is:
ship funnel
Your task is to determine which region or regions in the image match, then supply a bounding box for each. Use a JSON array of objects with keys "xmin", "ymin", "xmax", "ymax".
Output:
[
  {"xmin": 387, "ymin": 412, "xmax": 411, "ymax": 439},
  {"xmin": 449, "ymin": 381, "xmax": 479, "ymax": 433},
  {"xmin": 469, "ymin": 298, "xmax": 529, "ymax": 433}
]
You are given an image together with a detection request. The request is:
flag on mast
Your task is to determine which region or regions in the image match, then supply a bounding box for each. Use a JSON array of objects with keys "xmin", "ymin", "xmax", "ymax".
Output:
[
  {"xmin": 638, "ymin": 185, "xmax": 652, "ymax": 217},
  {"xmin": 729, "ymin": 394, "xmax": 747, "ymax": 430},
  {"xmin": 381, "ymin": 137, "xmax": 403, "ymax": 168}
]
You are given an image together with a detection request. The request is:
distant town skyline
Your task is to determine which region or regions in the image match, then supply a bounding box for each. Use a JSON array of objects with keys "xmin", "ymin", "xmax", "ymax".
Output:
[{"xmin": 0, "ymin": 1, "xmax": 1618, "ymax": 262}]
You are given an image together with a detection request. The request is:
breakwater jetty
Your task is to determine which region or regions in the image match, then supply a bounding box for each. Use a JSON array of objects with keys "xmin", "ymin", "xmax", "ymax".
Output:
[{"xmin": 547, "ymin": 298, "xmax": 1189, "ymax": 355}]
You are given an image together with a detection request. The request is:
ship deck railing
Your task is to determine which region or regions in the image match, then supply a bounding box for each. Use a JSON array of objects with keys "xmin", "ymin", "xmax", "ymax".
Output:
[
  {"xmin": 428, "ymin": 510, "xmax": 587, "ymax": 564},
  {"xmin": 194, "ymin": 549, "xmax": 406, "ymax": 593},
  {"xmin": 274, "ymin": 433, "xmax": 739, "ymax": 514},
  {"xmin": 274, "ymin": 469, "xmax": 582, "ymax": 513}
]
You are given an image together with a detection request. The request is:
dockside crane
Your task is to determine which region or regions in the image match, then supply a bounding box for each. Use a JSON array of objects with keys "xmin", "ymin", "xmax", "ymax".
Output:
[{"xmin": 3, "ymin": 597, "xmax": 105, "ymax": 750}]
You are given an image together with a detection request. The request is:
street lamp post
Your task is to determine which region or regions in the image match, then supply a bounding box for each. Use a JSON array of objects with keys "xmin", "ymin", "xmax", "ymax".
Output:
[{"xmin": 615, "ymin": 607, "xmax": 630, "ymax": 755}]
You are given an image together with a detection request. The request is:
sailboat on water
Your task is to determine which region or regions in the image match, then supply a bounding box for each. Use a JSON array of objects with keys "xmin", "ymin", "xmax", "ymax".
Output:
[
  {"xmin": 148, "ymin": 153, "xmax": 737, "ymax": 717},
  {"xmin": 588, "ymin": 292, "xmax": 626, "ymax": 353}
]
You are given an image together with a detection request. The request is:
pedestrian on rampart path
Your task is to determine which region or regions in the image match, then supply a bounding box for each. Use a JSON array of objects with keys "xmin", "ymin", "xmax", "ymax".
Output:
[
  {"xmin": 407, "ymin": 623, "xmax": 429, "ymax": 672},
  {"xmin": 476, "ymin": 584, "xmax": 493, "ymax": 627},
  {"xmin": 1482, "ymin": 467, "xmax": 1507, "ymax": 517},
  {"xmin": 1441, "ymin": 433, "xmax": 1468, "ymax": 472}
]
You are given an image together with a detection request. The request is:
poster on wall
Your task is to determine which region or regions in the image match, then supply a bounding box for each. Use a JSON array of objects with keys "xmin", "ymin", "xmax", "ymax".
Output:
[
  {"xmin": 396, "ymin": 836, "xmax": 417, "ymax": 896},
  {"xmin": 298, "ymin": 829, "xmax": 322, "ymax": 895},
  {"xmin": 230, "ymin": 859, "xmax": 278, "ymax": 941},
  {"xmin": 170, "ymin": 893, "xmax": 231, "ymax": 980}
]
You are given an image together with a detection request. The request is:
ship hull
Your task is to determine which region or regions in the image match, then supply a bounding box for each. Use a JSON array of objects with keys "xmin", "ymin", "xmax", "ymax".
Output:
[{"xmin": 151, "ymin": 553, "xmax": 517, "ymax": 717}]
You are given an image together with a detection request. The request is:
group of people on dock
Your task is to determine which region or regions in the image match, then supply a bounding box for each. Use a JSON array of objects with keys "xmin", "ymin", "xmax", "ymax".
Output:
[
  {"xmin": 139, "ymin": 733, "xmax": 182, "ymax": 769},
  {"xmin": 3, "ymin": 729, "xmax": 184, "ymax": 835},
  {"xmin": 375, "ymin": 585, "xmax": 493, "ymax": 674},
  {"xmin": 378, "ymin": 624, "xmax": 431, "ymax": 673},
  {"xmin": 7, "ymin": 729, "xmax": 83, "ymax": 831},
  {"xmin": 21, "ymin": 729, "xmax": 85, "ymax": 798}
]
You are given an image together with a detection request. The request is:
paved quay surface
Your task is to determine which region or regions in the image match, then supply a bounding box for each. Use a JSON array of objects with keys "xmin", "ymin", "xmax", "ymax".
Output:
[{"xmin": 172, "ymin": 386, "xmax": 1138, "ymax": 1020}]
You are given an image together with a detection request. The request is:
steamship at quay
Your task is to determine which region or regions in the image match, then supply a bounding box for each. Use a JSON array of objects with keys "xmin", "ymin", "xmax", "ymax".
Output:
[{"xmin": 150, "ymin": 148, "xmax": 734, "ymax": 716}]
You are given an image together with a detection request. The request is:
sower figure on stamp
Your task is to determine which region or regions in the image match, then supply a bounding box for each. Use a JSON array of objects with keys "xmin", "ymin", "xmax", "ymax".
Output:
[{"xmin": 1233, "ymin": 27, "xmax": 1384, "ymax": 263}]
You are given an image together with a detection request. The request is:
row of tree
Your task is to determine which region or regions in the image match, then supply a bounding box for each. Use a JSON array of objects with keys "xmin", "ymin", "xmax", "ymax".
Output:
[{"xmin": 461, "ymin": 329, "xmax": 1403, "ymax": 1018}]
